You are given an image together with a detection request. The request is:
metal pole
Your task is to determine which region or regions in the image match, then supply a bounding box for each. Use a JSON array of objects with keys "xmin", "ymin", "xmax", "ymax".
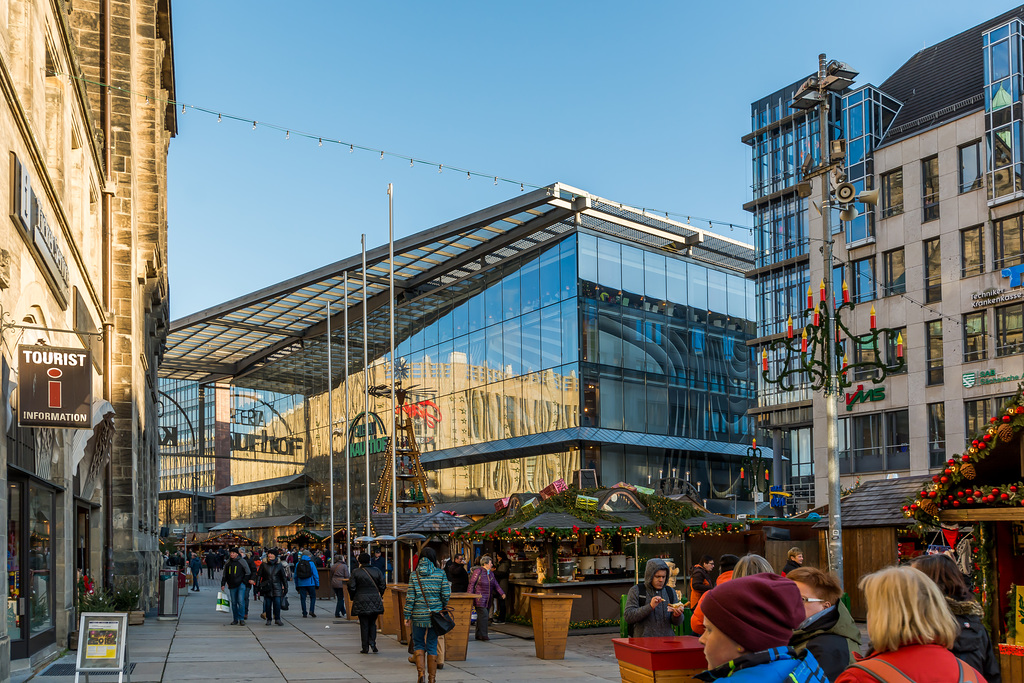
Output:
[
  {"xmin": 818, "ymin": 52, "xmax": 845, "ymax": 588},
  {"xmin": 388, "ymin": 183, "xmax": 397, "ymax": 584},
  {"xmin": 772, "ymin": 428, "xmax": 783, "ymax": 518},
  {"xmin": 363, "ymin": 235, "xmax": 371, "ymax": 538},
  {"xmin": 344, "ymin": 273, "xmax": 352, "ymax": 564},
  {"xmin": 327, "ymin": 301, "xmax": 335, "ymax": 564}
]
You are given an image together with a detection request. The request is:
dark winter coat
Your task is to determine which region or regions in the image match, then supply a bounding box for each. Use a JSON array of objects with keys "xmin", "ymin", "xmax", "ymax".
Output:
[
  {"xmin": 188, "ymin": 556, "xmax": 202, "ymax": 575},
  {"xmin": 445, "ymin": 562, "xmax": 469, "ymax": 593},
  {"xmin": 221, "ymin": 556, "xmax": 252, "ymax": 590},
  {"xmin": 256, "ymin": 559, "xmax": 289, "ymax": 597},
  {"xmin": 688, "ymin": 563, "xmax": 715, "ymax": 605},
  {"xmin": 348, "ymin": 564, "xmax": 386, "ymax": 616},
  {"xmin": 624, "ymin": 558, "xmax": 683, "ymax": 637},
  {"xmin": 782, "ymin": 559, "xmax": 802, "ymax": 575},
  {"xmin": 790, "ymin": 602, "xmax": 860, "ymax": 682},
  {"xmin": 948, "ymin": 598, "xmax": 1001, "ymax": 683}
]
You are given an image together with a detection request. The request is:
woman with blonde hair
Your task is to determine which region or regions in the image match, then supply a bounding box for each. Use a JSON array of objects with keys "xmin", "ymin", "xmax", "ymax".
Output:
[
  {"xmin": 733, "ymin": 553, "xmax": 773, "ymax": 578},
  {"xmin": 835, "ymin": 566, "xmax": 985, "ymax": 682}
]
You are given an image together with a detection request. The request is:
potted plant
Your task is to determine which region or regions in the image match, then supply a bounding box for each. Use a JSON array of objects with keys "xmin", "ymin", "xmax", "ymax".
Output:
[
  {"xmin": 73, "ymin": 579, "xmax": 114, "ymax": 649},
  {"xmin": 112, "ymin": 578, "xmax": 144, "ymax": 625}
]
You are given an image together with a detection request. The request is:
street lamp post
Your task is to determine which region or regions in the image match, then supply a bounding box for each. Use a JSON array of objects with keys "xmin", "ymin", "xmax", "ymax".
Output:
[{"xmin": 764, "ymin": 54, "xmax": 905, "ymax": 588}]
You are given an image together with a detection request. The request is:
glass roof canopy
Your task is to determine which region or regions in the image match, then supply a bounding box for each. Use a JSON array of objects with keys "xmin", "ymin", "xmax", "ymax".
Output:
[{"xmin": 159, "ymin": 182, "xmax": 755, "ymax": 392}]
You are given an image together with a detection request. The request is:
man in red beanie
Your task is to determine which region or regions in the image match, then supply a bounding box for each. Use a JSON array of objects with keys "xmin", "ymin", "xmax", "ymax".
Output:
[{"xmin": 696, "ymin": 574, "xmax": 830, "ymax": 682}]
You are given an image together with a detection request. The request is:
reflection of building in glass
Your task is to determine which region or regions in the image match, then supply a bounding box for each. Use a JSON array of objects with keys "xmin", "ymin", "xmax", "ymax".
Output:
[
  {"xmin": 746, "ymin": 8, "xmax": 1024, "ymax": 509},
  {"xmin": 159, "ymin": 184, "xmax": 759, "ymax": 543}
]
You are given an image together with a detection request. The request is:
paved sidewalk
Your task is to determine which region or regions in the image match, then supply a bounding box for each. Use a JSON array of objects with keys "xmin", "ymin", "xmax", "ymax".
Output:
[{"xmin": 25, "ymin": 588, "xmax": 622, "ymax": 682}]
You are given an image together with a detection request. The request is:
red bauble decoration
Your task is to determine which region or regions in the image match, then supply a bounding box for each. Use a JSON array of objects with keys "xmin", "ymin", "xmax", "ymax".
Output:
[
  {"xmin": 1017, "ymin": 407, "xmax": 1024, "ymax": 414},
  {"xmin": 920, "ymin": 490, "xmax": 928, "ymax": 497},
  {"xmin": 929, "ymin": 492, "xmax": 937, "ymax": 498},
  {"xmin": 944, "ymin": 468, "xmax": 953, "ymax": 475},
  {"xmin": 983, "ymin": 434, "xmax": 992, "ymax": 442},
  {"xmin": 975, "ymin": 490, "xmax": 983, "ymax": 496},
  {"xmin": 933, "ymin": 475, "xmax": 941, "ymax": 483},
  {"xmin": 940, "ymin": 476, "xmax": 949, "ymax": 484},
  {"xmin": 902, "ymin": 505, "xmax": 909, "ymax": 512},
  {"xmin": 967, "ymin": 498, "xmax": 976, "ymax": 504},
  {"xmin": 990, "ymin": 417, "xmax": 998, "ymax": 424},
  {"xmin": 910, "ymin": 504, "xmax": 919, "ymax": 510},
  {"xmin": 957, "ymin": 491, "xmax": 965, "ymax": 497},
  {"xmin": 985, "ymin": 496, "xmax": 994, "ymax": 503},
  {"xmin": 1003, "ymin": 415, "xmax": 1011, "ymax": 422},
  {"xmin": 961, "ymin": 454, "xmax": 970, "ymax": 462},
  {"xmin": 992, "ymin": 488, "xmax": 1001, "ymax": 495},
  {"xmin": 1001, "ymin": 493, "xmax": 1010, "ymax": 500},
  {"xmin": 701, "ymin": 521, "xmax": 708, "ymax": 530},
  {"xmin": 953, "ymin": 501, "xmax": 961, "ymax": 507},
  {"xmin": 1012, "ymin": 486, "xmax": 1018, "ymax": 492},
  {"xmin": 947, "ymin": 458, "xmax": 956, "ymax": 465},
  {"xmin": 972, "ymin": 440, "xmax": 980, "ymax": 447}
]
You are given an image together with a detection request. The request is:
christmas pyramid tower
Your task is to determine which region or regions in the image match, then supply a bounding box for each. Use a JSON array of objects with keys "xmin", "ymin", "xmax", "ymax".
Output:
[{"xmin": 372, "ymin": 381, "xmax": 433, "ymax": 514}]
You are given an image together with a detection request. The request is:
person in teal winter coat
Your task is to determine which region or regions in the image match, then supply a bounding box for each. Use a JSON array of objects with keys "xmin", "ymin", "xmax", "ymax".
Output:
[
  {"xmin": 294, "ymin": 550, "xmax": 320, "ymax": 617},
  {"xmin": 696, "ymin": 573, "xmax": 830, "ymax": 683},
  {"xmin": 404, "ymin": 548, "xmax": 450, "ymax": 683}
]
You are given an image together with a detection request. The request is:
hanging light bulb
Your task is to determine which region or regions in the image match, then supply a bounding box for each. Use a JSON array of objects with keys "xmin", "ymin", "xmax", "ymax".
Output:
[
  {"xmin": 217, "ymin": 113, "xmax": 222, "ymax": 123},
  {"xmin": 520, "ymin": 183, "xmax": 524, "ymax": 192},
  {"xmin": 349, "ymin": 144, "xmax": 353, "ymax": 153},
  {"xmin": 285, "ymin": 130, "xmax": 290, "ymax": 139},
  {"xmin": 380, "ymin": 151, "xmax": 384, "ymax": 160},
  {"xmin": 318, "ymin": 138, "xmax": 322, "ymax": 147},
  {"xmin": 467, "ymin": 171, "xmax": 471, "ymax": 180},
  {"xmin": 181, "ymin": 104, "xmax": 185, "ymax": 114},
  {"xmin": 494, "ymin": 177, "xmax": 498, "ymax": 185},
  {"xmin": 409, "ymin": 159, "xmax": 414, "ymax": 167},
  {"xmin": 252, "ymin": 121, "xmax": 257, "ymax": 130}
]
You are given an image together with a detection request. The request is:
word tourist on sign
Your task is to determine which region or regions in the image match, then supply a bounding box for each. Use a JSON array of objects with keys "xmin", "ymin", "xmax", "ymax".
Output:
[
  {"xmin": 18, "ymin": 345, "xmax": 92, "ymax": 428},
  {"xmin": 963, "ymin": 369, "xmax": 1023, "ymax": 389},
  {"xmin": 845, "ymin": 384, "xmax": 885, "ymax": 411}
]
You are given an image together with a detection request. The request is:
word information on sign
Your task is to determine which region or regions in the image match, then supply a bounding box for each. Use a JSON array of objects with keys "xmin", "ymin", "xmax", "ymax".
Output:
[{"xmin": 18, "ymin": 345, "xmax": 92, "ymax": 428}]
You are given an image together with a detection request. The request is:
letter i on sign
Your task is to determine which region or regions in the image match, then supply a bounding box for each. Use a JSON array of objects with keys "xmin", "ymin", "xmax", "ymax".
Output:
[{"xmin": 47, "ymin": 368, "xmax": 62, "ymax": 408}]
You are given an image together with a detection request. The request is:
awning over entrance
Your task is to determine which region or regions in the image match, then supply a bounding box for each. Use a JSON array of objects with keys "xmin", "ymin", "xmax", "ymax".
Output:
[
  {"xmin": 209, "ymin": 514, "xmax": 309, "ymax": 531},
  {"xmin": 212, "ymin": 473, "xmax": 311, "ymax": 497},
  {"xmin": 159, "ymin": 489, "xmax": 214, "ymax": 500}
]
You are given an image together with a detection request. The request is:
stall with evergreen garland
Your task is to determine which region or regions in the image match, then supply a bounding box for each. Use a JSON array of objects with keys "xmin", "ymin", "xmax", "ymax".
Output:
[{"xmin": 905, "ymin": 385, "xmax": 1024, "ymax": 679}]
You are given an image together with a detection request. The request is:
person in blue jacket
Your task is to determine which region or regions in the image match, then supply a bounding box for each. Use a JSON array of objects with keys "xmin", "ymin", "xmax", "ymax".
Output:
[
  {"xmin": 294, "ymin": 549, "xmax": 320, "ymax": 617},
  {"xmin": 696, "ymin": 573, "xmax": 830, "ymax": 683}
]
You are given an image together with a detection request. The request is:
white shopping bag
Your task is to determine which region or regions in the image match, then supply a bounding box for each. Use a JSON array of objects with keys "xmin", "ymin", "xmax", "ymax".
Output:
[{"xmin": 216, "ymin": 591, "xmax": 231, "ymax": 613}]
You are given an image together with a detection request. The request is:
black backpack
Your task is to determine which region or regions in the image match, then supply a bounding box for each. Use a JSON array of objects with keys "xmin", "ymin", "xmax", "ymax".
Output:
[{"xmin": 296, "ymin": 558, "xmax": 313, "ymax": 579}]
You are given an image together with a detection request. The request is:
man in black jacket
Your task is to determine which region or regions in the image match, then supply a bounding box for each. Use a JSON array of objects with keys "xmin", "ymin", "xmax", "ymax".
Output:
[
  {"xmin": 220, "ymin": 548, "xmax": 253, "ymax": 626},
  {"xmin": 445, "ymin": 554, "xmax": 469, "ymax": 593}
]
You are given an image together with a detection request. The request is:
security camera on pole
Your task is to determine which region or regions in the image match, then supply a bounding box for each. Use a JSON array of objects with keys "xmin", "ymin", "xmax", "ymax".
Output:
[{"xmin": 767, "ymin": 54, "xmax": 905, "ymax": 589}]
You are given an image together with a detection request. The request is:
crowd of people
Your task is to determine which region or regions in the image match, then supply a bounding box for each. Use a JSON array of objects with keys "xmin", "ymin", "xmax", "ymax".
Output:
[{"xmin": 624, "ymin": 548, "xmax": 1001, "ymax": 682}]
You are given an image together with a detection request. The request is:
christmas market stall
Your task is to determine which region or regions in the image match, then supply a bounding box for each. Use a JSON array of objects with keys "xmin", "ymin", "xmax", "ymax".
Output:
[
  {"xmin": 277, "ymin": 528, "xmax": 328, "ymax": 550},
  {"xmin": 906, "ymin": 387, "xmax": 1024, "ymax": 679},
  {"xmin": 452, "ymin": 481, "xmax": 743, "ymax": 627},
  {"xmin": 176, "ymin": 531, "xmax": 258, "ymax": 551}
]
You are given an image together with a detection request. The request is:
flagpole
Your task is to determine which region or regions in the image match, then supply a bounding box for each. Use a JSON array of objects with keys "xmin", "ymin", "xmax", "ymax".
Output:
[
  {"xmin": 344, "ymin": 272, "xmax": 351, "ymax": 564},
  {"xmin": 327, "ymin": 300, "xmax": 335, "ymax": 564},
  {"xmin": 362, "ymin": 234, "xmax": 371, "ymax": 539},
  {"xmin": 388, "ymin": 183, "xmax": 397, "ymax": 582}
]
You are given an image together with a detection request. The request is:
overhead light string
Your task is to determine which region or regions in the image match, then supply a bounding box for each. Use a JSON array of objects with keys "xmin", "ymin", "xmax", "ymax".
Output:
[{"xmin": 57, "ymin": 71, "xmax": 757, "ymax": 235}]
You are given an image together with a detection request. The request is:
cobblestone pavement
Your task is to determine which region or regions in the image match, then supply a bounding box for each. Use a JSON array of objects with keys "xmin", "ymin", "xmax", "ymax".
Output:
[{"xmin": 21, "ymin": 585, "xmax": 624, "ymax": 683}]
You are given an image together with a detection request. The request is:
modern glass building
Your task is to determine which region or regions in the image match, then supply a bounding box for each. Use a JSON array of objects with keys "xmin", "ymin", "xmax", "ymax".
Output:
[{"xmin": 158, "ymin": 184, "xmax": 760, "ymax": 542}]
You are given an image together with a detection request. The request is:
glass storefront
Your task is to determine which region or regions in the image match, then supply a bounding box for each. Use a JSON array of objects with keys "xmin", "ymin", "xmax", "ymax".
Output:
[{"xmin": 7, "ymin": 475, "xmax": 56, "ymax": 658}]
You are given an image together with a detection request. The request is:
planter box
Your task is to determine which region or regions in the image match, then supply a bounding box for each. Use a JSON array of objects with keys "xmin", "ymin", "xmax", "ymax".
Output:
[{"xmin": 612, "ymin": 636, "xmax": 706, "ymax": 682}]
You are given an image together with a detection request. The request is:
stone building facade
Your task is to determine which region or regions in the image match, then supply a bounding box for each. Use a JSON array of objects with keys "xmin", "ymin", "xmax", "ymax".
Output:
[{"xmin": 0, "ymin": 0, "xmax": 174, "ymax": 676}]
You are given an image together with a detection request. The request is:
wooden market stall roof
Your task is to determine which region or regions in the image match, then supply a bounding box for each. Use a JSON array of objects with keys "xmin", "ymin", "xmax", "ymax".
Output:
[
  {"xmin": 177, "ymin": 531, "xmax": 258, "ymax": 548},
  {"xmin": 807, "ymin": 475, "xmax": 934, "ymax": 529}
]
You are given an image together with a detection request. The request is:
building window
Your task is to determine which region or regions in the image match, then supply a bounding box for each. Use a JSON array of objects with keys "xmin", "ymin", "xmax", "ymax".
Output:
[
  {"xmin": 924, "ymin": 238, "xmax": 942, "ymax": 303},
  {"xmin": 926, "ymin": 320, "xmax": 943, "ymax": 385},
  {"xmin": 880, "ymin": 168, "xmax": 903, "ymax": 218},
  {"xmin": 852, "ymin": 337, "xmax": 878, "ymax": 381},
  {"xmin": 840, "ymin": 409, "xmax": 910, "ymax": 473},
  {"xmin": 961, "ymin": 226, "xmax": 985, "ymax": 277},
  {"xmin": 882, "ymin": 249, "xmax": 905, "ymax": 296},
  {"xmin": 994, "ymin": 214, "xmax": 1024, "ymax": 270},
  {"xmin": 963, "ymin": 311, "xmax": 988, "ymax": 362},
  {"xmin": 886, "ymin": 410, "xmax": 910, "ymax": 470},
  {"xmin": 852, "ymin": 257, "xmax": 874, "ymax": 303},
  {"xmin": 927, "ymin": 402, "xmax": 945, "ymax": 468},
  {"xmin": 995, "ymin": 302, "xmax": 1024, "ymax": 356},
  {"xmin": 965, "ymin": 398, "xmax": 992, "ymax": 438},
  {"xmin": 959, "ymin": 141, "xmax": 983, "ymax": 193},
  {"xmin": 922, "ymin": 156, "xmax": 940, "ymax": 221},
  {"xmin": 885, "ymin": 327, "xmax": 906, "ymax": 374}
]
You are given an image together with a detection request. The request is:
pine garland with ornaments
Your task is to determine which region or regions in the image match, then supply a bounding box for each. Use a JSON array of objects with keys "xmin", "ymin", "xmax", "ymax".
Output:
[{"xmin": 905, "ymin": 385, "xmax": 1024, "ymax": 523}]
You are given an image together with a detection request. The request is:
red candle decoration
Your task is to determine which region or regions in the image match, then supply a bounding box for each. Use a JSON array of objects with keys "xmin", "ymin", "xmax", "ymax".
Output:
[
  {"xmin": 801, "ymin": 328, "xmax": 808, "ymax": 353},
  {"xmin": 752, "ymin": 438, "xmax": 756, "ymax": 449},
  {"xmin": 896, "ymin": 332, "xmax": 903, "ymax": 358},
  {"xmin": 842, "ymin": 280, "xmax": 850, "ymax": 304},
  {"xmin": 740, "ymin": 467, "xmax": 745, "ymax": 480},
  {"xmin": 813, "ymin": 304, "xmax": 820, "ymax": 327},
  {"xmin": 762, "ymin": 348, "xmax": 768, "ymax": 372},
  {"xmin": 787, "ymin": 315, "xmax": 794, "ymax": 339},
  {"xmin": 806, "ymin": 285, "xmax": 814, "ymax": 310},
  {"xmin": 870, "ymin": 305, "xmax": 876, "ymax": 330},
  {"xmin": 820, "ymin": 279, "xmax": 826, "ymax": 303}
]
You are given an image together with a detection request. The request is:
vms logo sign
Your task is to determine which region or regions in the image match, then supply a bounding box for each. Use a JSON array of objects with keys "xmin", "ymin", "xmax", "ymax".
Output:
[
  {"xmin": 963, "ymin": 372, "xmax": 977, "ymax": 388},
  {"xmin": 845, "ymin": 384, "xmax": 885, "ymax": 411}
]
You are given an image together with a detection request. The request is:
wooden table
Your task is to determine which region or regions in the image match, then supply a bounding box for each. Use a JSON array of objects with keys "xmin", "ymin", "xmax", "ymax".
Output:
[
  {"xmin": 445, "ymin": 593, "xmax": 478, "ymax": 662},
  {"xmin": 523, "ymin": 593, "xmax": 580, "ymax": 660},
  {"xmin": 612, "ymin": 636, "xmax": 706, "ymax": 682},
  {"xmin": 379, "ymin": 583, "xmax": 405, "ymax": 635},
  {"xmin": 393, "ymin": 584, "xmax": 410, "ymax": 644},
  {"xmin": 511, "ymin": 577, "xmax": 633, "ymax": 622}
]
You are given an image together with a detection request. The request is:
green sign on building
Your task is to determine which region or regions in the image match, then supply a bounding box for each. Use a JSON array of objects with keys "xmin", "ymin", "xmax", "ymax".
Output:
[{"xmin": 347, "ymin": 411, "xmax": 390, "ymax": 457}]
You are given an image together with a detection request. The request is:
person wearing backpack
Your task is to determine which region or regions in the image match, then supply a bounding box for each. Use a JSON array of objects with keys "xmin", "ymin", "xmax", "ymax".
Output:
[
  {"xmin": 294, "ymin": 549, "xmax": 320, "ymax": 618},
  {"xmin": 624, "ymin": 558, "xmax": 685, "ymax": 637},
  {"xmin": 834, "ymin": 566, "xmax": 985, "ymax": 683}
]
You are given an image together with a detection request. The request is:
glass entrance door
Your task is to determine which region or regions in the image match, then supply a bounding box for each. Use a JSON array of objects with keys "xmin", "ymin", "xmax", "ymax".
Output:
[{"xmin": 7, "ymin": 475, "xmax": 56, "ymax": 660}]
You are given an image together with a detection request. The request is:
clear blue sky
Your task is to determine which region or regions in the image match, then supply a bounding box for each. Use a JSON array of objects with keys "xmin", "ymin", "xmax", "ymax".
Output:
[{"xmin": 167, "ymin": 1, "xmax": 1013, "ymax": 319}]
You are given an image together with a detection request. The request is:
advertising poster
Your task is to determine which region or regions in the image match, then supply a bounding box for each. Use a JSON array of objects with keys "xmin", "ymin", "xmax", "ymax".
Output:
[{"xmin": 85, "ymin": 620, "xmax": 119, "ymax": 659}]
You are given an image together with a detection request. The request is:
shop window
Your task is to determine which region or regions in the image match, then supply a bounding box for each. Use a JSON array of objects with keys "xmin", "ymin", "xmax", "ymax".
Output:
[{"xmin": 963, "ymin": 311, "xmax": 988, "ymax": 362}]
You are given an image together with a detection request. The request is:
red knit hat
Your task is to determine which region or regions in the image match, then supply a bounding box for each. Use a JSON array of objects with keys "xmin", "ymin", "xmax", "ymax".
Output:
[{"xmin": 700, "ymin": 573, "xmax": 804, "ymax": 653}]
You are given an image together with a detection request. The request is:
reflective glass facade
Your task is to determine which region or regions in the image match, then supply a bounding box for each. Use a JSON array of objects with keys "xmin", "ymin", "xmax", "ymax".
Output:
[
  {"xmin": 984, "ymin": 20, "xmax": 1024, "ymax": 202},
  {"xmin": 159, "ymin": 215, "xmax": 757, "ymax": 541}
]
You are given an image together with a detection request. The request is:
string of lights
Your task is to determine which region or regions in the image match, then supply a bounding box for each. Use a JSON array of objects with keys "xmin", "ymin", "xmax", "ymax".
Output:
[{"xmin": 55, "ymin": 71, "xmax": 757, "ymax": 236}]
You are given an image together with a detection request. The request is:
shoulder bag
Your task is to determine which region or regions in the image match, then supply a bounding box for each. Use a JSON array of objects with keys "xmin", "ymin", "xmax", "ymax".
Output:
[
  {"xmin": 362, "ymin": 568, "xmax": 385, "ymax": 614},
  {"xmin": 850, "ymin": 656, "xmax": 980, "ymax": 683},
  {"xmin": 413, "ymin": 569, "xmax": 455, "ymax": 635}
]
